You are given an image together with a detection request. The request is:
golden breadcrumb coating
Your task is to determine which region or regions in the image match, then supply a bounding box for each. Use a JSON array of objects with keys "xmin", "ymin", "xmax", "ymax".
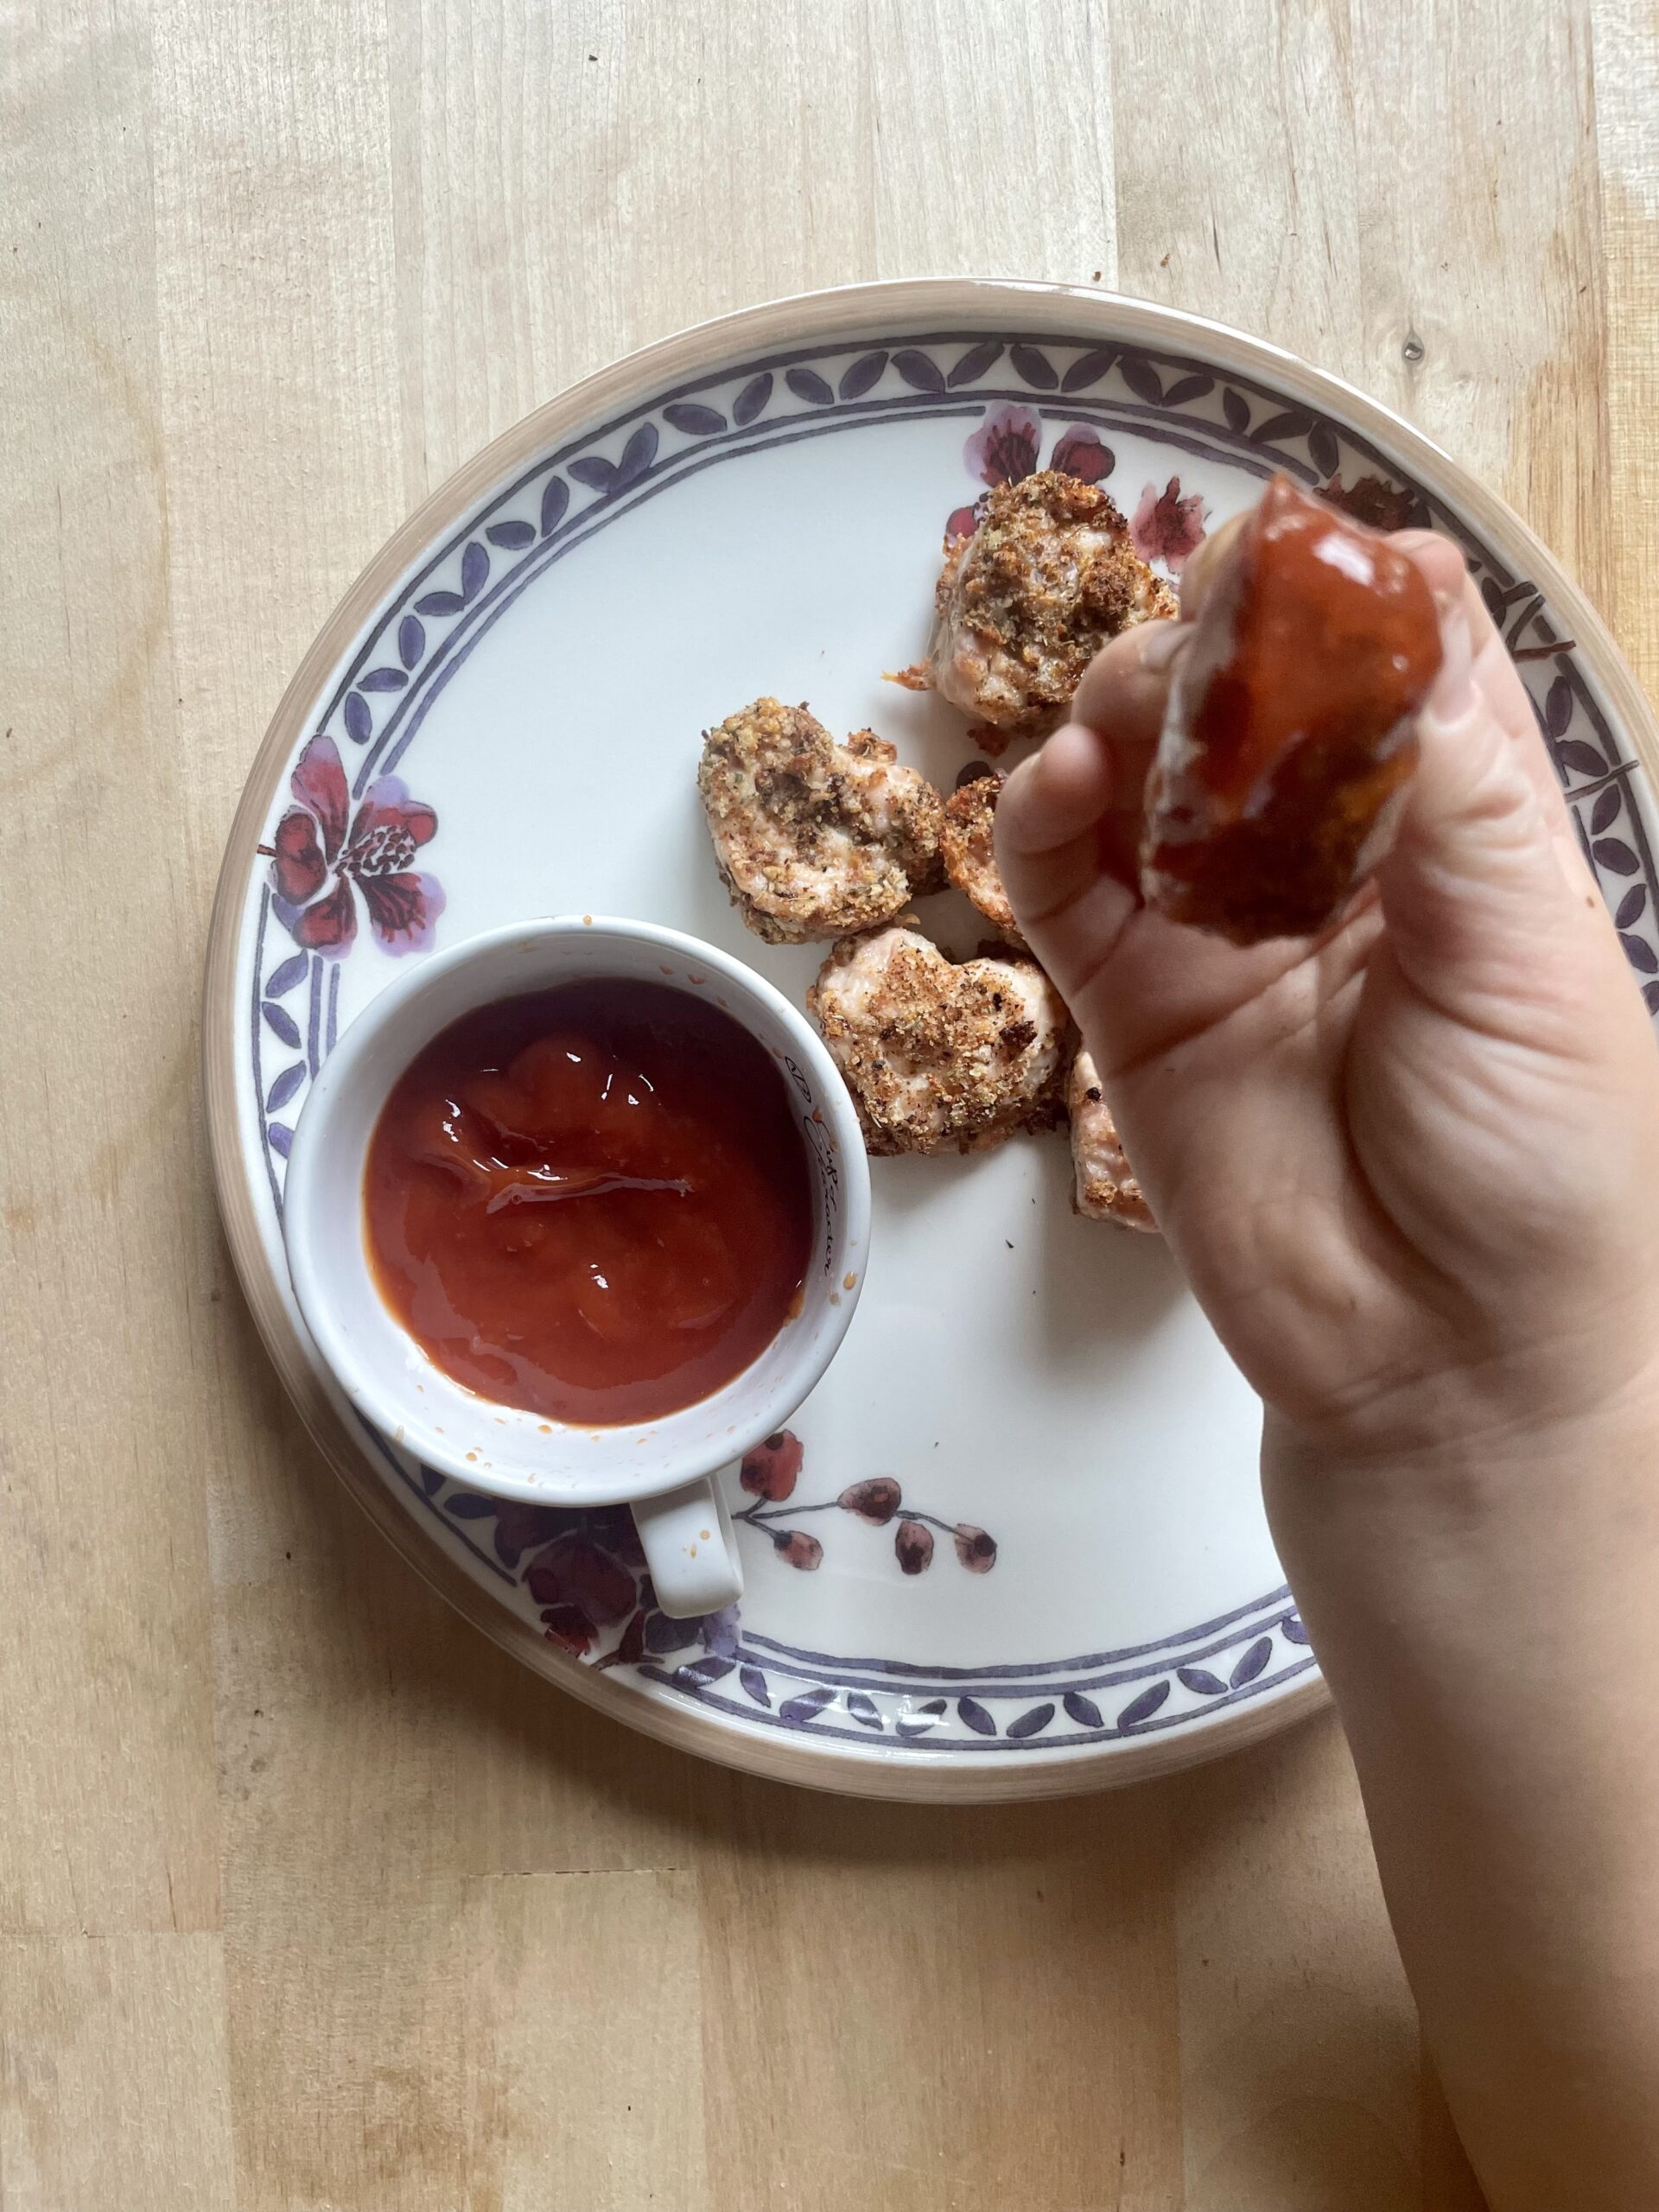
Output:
[
  {"xmin": 1067, "ymin": 1048, "xmax": 1157, "ymax": 1231},
  {"xmin": 697, "ymin": 697, "xmax": 944, "ymax": 944},
  {"xmin": 807, "ymin": 923, "xmax": 1071, "ymax": 1156},
  {"xmin": 912, "ymin": 472, "xmax": 1178, "ymax": 750},
  {"xmin": 941, "ymin": 771, "xmax": 1023, "ymax": 944}
]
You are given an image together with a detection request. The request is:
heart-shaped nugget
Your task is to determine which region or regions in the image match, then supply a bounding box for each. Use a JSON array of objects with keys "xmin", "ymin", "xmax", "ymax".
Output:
[
  {"xmin": 698, "ymin": 697, "xmax": 944, "ymax": 944},
  {"xmin": 906, "ymin": 473, "xmax": 1177, "ymax": 750},
  {"xmin": 808, "ymin": 924, "xmax": 1071, "ymax": 1155}
]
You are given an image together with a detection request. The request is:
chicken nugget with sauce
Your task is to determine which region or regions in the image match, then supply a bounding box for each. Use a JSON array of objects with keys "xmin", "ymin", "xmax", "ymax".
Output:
[{"xmin": 1141, "ymin": 474, "xmax": 1443, "ymax": 944}]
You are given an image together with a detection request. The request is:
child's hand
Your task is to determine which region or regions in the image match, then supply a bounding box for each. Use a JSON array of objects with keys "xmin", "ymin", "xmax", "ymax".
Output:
[
  {"xmin": 1002, "ymin": 517, "xmax": 1659, "ymax": 2206},
  {"xmin": 997, "ymin": 525, "xmax": 1659, "ymax": 1460}
]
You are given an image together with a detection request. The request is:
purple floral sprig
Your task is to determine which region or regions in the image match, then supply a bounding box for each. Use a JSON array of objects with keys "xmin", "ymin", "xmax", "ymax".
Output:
[{"xmin": 734, "ymin": 1433, "xmax": 996, "ymax": 1578}]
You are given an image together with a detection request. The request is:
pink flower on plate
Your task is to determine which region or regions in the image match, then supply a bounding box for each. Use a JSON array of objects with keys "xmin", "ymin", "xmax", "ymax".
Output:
[
  {"xmin": 1130, "ymin": 477, "xmax": 1208, "ymax": 574},
  {"xmin": 1049, "ymin": 426, "xmax": 1115, "ymax": 484},
  {"xmin": 963, "ymin": 403, "xmax": 1041, "ymax": 487},
  {"xmin": 949, "ymin": 411, "xmax": 1119, "ymax": 539},
  {"xmin": 270, "ymin": 734, "xmax": 445, "ymax": 958}
]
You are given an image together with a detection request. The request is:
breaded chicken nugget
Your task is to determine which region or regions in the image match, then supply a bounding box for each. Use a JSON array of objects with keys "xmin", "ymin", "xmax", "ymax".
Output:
[
  {"xmin": 808, "ymin": 923, "xmax": 1070, "ymax": 1155},
  {"xmin": 941, "ymin": 769, "xmax": 1022, "ymax": 945},
  {"xmin": 697, "ymin": 697, "xmax": 944, "ymax": 944},
  {"xmin": 1067, "ymin": 1049, "xmax": 1156, "ymax": 1231},
  {"xmin": 903, "ymin": 472, "xmax": 1177, "ymax": 750}
]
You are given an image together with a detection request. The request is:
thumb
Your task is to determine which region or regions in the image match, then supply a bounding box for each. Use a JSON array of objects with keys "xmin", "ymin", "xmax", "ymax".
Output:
[{"xmin": 1375, "ymin": 546, "xmax": 1609, "ymax": 1040}]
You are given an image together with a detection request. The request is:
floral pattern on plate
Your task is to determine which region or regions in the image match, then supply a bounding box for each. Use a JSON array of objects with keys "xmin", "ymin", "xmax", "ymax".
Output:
[
  {"xmin": 383, "ymin": 1424, "xmax": 1312, "ymax": 1750},
  {"xmin": 266, "ymin": 734, "xmax": 445, "ymax": 960},
  {"xmin": 238, "ymin": 319, "xmax": 1659, "ymax": 1759}
]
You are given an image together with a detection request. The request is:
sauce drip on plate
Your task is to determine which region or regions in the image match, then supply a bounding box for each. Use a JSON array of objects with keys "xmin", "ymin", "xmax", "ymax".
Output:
[{"xmin": 364, "ymin": 982, "xmax": 814, "ymax": 1425}]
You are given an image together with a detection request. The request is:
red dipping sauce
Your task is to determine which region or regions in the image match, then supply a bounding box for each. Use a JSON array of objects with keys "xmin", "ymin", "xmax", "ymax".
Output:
[
  {"xmin": 363, "ymin": 982, "xmax": 815, "ymax": 1425},
  {"xmin": 1142, "ymin": 474, "xmax": 1443, "ymax": 943}
]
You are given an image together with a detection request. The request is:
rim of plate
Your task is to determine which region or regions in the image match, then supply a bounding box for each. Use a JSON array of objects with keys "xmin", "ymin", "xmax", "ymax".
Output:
[{"xmin": 203, "ymin": 276, "xmax": 1659, "ymax": 1803}]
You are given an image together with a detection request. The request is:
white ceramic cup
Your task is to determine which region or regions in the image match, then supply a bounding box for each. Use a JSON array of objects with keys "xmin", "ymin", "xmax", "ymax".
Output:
[{"xmin": 283, "ymin": 917, "xmax": 871, "ymax": 1617}]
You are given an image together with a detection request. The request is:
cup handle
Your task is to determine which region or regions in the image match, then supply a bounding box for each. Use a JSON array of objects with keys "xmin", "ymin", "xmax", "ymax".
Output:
[{"xmin": 632, "ymin": 1472, "xmax": 744, "ymax": 1619}]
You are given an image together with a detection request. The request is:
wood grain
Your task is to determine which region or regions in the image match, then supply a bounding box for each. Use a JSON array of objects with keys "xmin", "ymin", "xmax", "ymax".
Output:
[
  {"xmin": 1592, "ymin": 0, "xmax": 1659, "ymax": 692},
  {"xmin": 4, "ymin": 0, "xmax": 1652, "ymax": 2202},
  {"xmin": 1, "ymin": 0, "xmax": 222, "ymax": 1947}
]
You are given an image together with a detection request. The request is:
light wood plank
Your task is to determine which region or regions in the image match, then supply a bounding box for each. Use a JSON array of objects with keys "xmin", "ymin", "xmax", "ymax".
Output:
[
  {"xmin": 212, "ymin": 1530, "xmax": 705, "ymax": 1890},
  {"xmin": 225, "ymin": 1866, "xmax": 702, "ymax": 2211},
  {"xmin": 867, "ymin": 0, "xmax": 1117, "ymax": 283},
  {"xmin": 0, "ymin": 0, "xmax": 221, "ymax": 1944},
  {"xmin": 1110, "ymin": 0, "xmax": 1365, "ymax": 375},
  {"xmin": 3, "ymin": 1, "xmax": 1652, "ymax": 2204},
  {"xmin": 382, "ymin": 0, "xmax": 1116, "ymax": 505},
  {"xmin": 700, "ymin": 1783, "xmax": 1183, "ymax": 2211},
  {"xmin": 0, "ymin": 1934, "xmax": 235, "ymax": 2209},
  {"xmin": 151, "ymin": 0, "xmax": 407, "ymax": 848},
  {"xmin": 1172, "ymin": 1717, "xmax": 1420, "ymax": 2211},
  {"xmin": 1345, "ymin": 2, "xmax": 1608, "ymax": 598},
  {"xmin": 1592, "ymin": 0, "xmax": 1659, "ymax": 693}
]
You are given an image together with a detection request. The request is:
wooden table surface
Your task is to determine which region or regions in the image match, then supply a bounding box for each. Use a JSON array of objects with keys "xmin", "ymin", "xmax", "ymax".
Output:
[{"xmin": 4, "ymin": 3, "xmax": 1654, "ymax": 2205}]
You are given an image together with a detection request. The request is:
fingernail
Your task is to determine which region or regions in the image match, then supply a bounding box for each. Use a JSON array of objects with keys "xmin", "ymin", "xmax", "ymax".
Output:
[
  {"xmin": 1179, "ymin": 512, "xmax": 1246, "ymax": 613},
  {"xmin": 999, "ymin": 747, "xmax": 1038, "ymax": 799},
  {"xmin": 1137, "ymin": 620, "xmax": 1188, "ymax": 673},
  {"xmin": 1424, "ymin": 605, "xmax": 1475, "ymax": 724}
]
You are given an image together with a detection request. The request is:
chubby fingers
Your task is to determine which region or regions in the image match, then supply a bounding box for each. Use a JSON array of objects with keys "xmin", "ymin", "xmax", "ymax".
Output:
[
  {"xmin": 995, "ymin": 613, "xmax": 1189, "ymax": 1027},
  {"xmin": 1392, "ymin": 528, "xmax": 1576, "ymax": 845},
  {"xmin": 1069, "ymin": 603, "xmax": 1188, "ymax": 742},
  {"xmin": 995, "ymin": 718, "xmax": 1127, "ymax": 952},
  {"xmin": 998, "ymin": 617, "xmax": 1185, "ymax": 934},
  {"xmin": 997, "ymin": 719, "xmax": 1116, "ymax": 868},
  {"xmin": 1175, "ymin": 509, "xmax": 1248, "ymax": 620}
]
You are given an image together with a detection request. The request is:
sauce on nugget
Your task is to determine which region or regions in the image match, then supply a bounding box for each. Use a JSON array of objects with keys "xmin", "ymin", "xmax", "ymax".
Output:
[{"xmin": 1141, "ymin": 474, "xmax": 1443, "ymax": 944}]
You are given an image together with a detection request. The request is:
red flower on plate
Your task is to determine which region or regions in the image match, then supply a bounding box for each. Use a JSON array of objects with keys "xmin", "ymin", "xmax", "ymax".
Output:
[
  {"xmin": 772, "ymin": 1529, "xmax": 823, "ymax": 1571},
  {"xmin": 542, "ymin": 1603, "xmax": 600, "ymax": 1656},
  {"xmin": 1049, "ymin": 426, "xmax": 1115, "ymax": 484},
  {"xmin": 524, "ymin": 1534, "xmax": 638, "ymax": 1624},
  {"xmin": 839, "ymin": 1478, "xmax": 901, "ymax": 1525},
  {"xmin": 270, "ymin": 734, "xmax": 445, "ymax": 958},
  {"xmin": 964, "ymin": 403, "xmax": 1041, "ymax": 486},
  {"xmin": 1130, "ymin": 477, "xmax": 1207, "ymax": 574},
  {"xmin": 894, "ymin": 1519, "xmax": 935, "ymax": 1575},
  {"xmin": 953, "ymin": 1523, "xmax": 997, "ymax": 1572},
  {"xmin": 741, "ymin": 1430, "xmax": 802, "ymax": 1502},
  {"xmin": 1318, "ymin": 472, "xmax": 1428, "ymax": 534},
  {"xmin": 949, "ymin": 411, "xmax": 1117, "ymax": 540}
]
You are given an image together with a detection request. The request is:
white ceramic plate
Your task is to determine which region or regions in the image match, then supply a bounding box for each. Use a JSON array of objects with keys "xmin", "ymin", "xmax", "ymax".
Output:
[{"xmin": 206, "ymin": 280, "xmax": 1659, "ymax": 1801}]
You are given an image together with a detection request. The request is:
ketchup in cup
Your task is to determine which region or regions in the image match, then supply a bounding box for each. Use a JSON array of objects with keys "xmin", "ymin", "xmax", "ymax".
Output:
[{"xmin": 363, "ymin": 981, "xmax": 814, "ymax": 1426}]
